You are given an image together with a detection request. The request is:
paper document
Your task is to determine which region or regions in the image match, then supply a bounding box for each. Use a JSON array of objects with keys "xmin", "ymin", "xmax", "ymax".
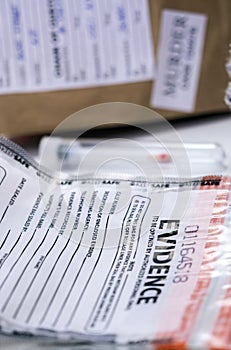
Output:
[{"xmin": 0, "ymin": 0, "xmax": 155, "ymax": 94}]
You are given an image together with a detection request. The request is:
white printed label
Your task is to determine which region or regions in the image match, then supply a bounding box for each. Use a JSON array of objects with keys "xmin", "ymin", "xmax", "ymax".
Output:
[
  {"xmin": 0, "ymin": 0, "xmax": 155, "ymax": 94},
  {"xmin": 151, "ymin": 10, "xmax": 207, "ymax": 112}
]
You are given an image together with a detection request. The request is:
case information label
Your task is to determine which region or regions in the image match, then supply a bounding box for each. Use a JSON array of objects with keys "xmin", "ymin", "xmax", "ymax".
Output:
[{"xmin": 151, "ymin": 10, "xmax": 207, "ymax": 112}]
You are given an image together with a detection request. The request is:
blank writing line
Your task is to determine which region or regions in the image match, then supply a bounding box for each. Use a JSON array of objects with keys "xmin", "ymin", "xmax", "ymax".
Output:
[
  {"xmin": 25, "ymin": 236, "xmax": 59, "ymax": 323},
  {"xmin": 66, "ymin": 215, "xmax": 109, "ymax": 327},
  {"xmin": 38, "ymin": 235, "xmax": 85, "ymax": 325},
  {"xmin": 10, "ymin": 228, "xmax": 52, "ymax": 318},
  {"xmin": 0, "ymin": 205, "xmax": 9, "ymax": 223},
  {"xmin": 0, "ymin": 229, "xmax": 11, "ymax": 251}
]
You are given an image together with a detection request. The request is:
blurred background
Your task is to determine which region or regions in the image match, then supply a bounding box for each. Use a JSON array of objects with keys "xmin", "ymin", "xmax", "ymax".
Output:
[{"xmin": 0, "ymin": 0, "xmax": 230, "ymax": 137}]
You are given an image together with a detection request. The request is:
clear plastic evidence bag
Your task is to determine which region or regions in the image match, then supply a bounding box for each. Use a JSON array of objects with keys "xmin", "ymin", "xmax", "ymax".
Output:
[
  {"xmin": 38, "ymin": 136, "xmax": 227, "ymax": 177},
  {"xmin": 0, "ymin": 136, "xmax": 231, "ymax": 350}
]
